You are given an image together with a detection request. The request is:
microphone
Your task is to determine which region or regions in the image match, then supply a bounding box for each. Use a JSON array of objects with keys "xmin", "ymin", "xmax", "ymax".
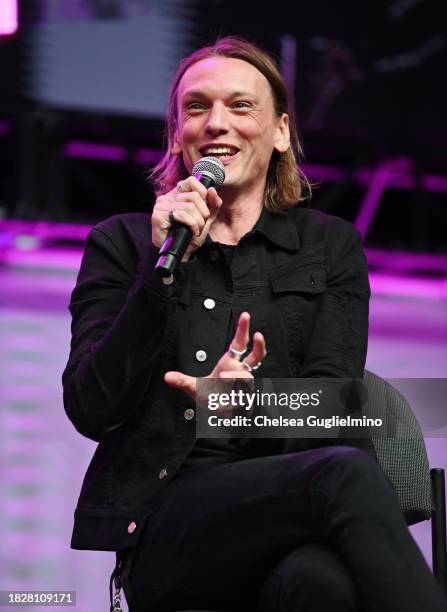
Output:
[{"xmin": 155, "ymin": 156, "xmax": 225, "ymax": 277}]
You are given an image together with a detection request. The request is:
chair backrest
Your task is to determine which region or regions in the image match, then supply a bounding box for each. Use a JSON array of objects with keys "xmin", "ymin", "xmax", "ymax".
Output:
[{"xmin": 363, "ymin": 370, "xmax": 433, "ymax": 524}]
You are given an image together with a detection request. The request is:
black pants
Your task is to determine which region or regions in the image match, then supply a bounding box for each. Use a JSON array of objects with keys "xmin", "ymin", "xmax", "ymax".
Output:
[{"xmin": 121, "ymin": 446, "xmax": 447, "ymax": 612}]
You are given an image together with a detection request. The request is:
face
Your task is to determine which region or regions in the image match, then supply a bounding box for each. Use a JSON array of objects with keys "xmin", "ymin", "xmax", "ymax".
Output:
[{"xmin": 172, "ymin": 57, "xmax": 290, "ymax": 193}]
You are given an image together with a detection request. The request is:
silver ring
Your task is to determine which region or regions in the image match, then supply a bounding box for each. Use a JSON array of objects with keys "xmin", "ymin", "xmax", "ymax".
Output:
[
  {"xmin": 242, "ymin": 360, "xmax": 262, "ymax": 373},
  {"xmin": 168, "ymin": 210, "xmax": 176, "ymax": 225},
  {"xmin": 228, "ymin": 345, "xmax": 247, "ymax": 361},
  {"xmin": 177, "ymin": 180, "xmax": 185, "ymax": 192}
]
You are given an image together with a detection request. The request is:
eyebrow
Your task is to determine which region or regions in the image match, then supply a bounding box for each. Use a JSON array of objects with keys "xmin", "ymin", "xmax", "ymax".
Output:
[{"xmin": 181, "ymin": 90, "xmax": 259, "ymax": 102}]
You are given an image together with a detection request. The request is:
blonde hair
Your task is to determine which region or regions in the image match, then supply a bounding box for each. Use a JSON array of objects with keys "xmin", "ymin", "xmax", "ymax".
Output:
[{"xmin": 150, "ymin": 36, "xmax": 311, "ymax": 212}]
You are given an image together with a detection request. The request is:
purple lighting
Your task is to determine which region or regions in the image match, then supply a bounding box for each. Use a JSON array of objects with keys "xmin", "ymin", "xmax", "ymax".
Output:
[
  {"xmin": 369, "ymin": 273, "xmax": 447, "ymax": 300},
  {"xmin": 303, "ymin": 163, "xmax": 447, "ymax": 194},
  {"xmin": 0, "ymin": 0, "xmax": 18, "ymax": 36},
  {"xmin": 0, "ymin": 120, "xmax": 11, "ymax": 137},
  {"xmin": 134, "ymin": 148, "xmax": 162, "ymax": 166},
  {"xmin": 355, "ymin": 165, "xmax": 391, "ymax": 239},
  {"xmin": 1, "ymin": 248, "xmax": 83, "ymax": 271},
  {"xmin": 58, "ymin": 145, "xmax": 447, "ymax": 197},
  {"xmin": 64, "ymin": 142, "xmax": 127, "ymax": 162},
  {"xmin": 64, "ymin": 142, "xmax": 163, "ymax": 166},
  {"xmin": 366, "ymin": 249, "xmax": 447, "ymax": 273},
  {"xmin": 1, "ymin": 220, "xmax": 446, "ymax": 300},
  {"xmin": 302, "ymin": 163, "xmax": 348, "ymax": 182},
  {"xmin": 0, "ymin": 219, "xmax": 91, "ymax": 243}
]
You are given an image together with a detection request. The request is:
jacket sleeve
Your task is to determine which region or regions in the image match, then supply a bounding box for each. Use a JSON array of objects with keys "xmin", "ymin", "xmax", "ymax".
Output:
[
  {"xmin": 299, "ymin": 219, "xmax": 370, "ymax": 378},
  {"xmin": 62, "ymin": 223, "xmax": 179, "ymax": 442}
]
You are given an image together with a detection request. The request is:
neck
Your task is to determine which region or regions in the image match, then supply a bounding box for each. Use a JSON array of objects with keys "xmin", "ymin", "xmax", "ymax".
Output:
[{"xmin": 210, "ymin": 181, "xmax": 265, "ymax": 245}]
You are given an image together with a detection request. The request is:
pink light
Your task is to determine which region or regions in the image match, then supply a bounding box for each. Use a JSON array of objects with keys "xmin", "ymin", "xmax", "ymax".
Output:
[
  {"xmin": 1, "ymin": 219, "xmax": 447, "ymax": 299},
  {"xmin": 63, "ymin": 143, "xmax": 162, "ymax": 166},
  {"xmin": 355, "ymin": 165, "xmax": 391, "ymax": 239},
  {"xmin": 355, "ymin": 169, "xmax": 447, "ymax": 193},
  {"xmin": 301, "ymin": 163, "xmax": 347, "ymax": 182},
  {"xmin": 0, "ymin": 219, "xmax": 91, "ymax": 242},
  {"xmin": 58, "ymin": 147, "xmax": 447, "ymax": 195},
  {"xmin": 366, "ymin": 248, "xmax": 447, "ymax": 273},
  {"xmin": 369, "ymin": 273, "xmax": 447, "ymax": 300},
  {"xmin": 0, "ymin": 0, "xmax": 18, "ymax": 36},
  {"xmin": 0, "ymin": 119, "xmax": 11, "ymax": 136},
  {"xmin": 134, "ymin": 148, "xmax": 162, "ymax": 166},
  {"xmin": 64, "ymin": 141, "xmax": 127, "ymax": 162},
  {"xmin": 1, "ymin": 248, "xmax": 83, "ymax": 271}
]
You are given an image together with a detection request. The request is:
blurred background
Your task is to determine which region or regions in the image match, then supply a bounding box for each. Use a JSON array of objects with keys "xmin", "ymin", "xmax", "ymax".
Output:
[{"xmin": 0, "ymin": 0, "xmax": 446, "ymax": 610}]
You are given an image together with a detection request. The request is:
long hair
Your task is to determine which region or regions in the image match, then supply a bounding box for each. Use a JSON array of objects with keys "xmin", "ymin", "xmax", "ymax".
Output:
[{"xmin": 150, "ymin": 36, "xmax": 311, "ymax": 212}]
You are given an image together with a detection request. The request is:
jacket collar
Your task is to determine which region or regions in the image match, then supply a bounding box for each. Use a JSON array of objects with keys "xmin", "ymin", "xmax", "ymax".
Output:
[
  {"xmin": 249, "ymin": 207, "xmax": 300, "ymax": 251},
  {"xmin": 202, "ymin": 206, "xmax": 300, "ymax": 251}
]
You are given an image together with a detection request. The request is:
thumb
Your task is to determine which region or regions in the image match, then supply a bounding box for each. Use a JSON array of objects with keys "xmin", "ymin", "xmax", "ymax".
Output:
[
  {"xmin": 207, "ymin": 187, "xmax": 223, "ymax": 218},
  {"xmin": 164, "ymin": 371, "xmax": 197, "ymax": 398}
]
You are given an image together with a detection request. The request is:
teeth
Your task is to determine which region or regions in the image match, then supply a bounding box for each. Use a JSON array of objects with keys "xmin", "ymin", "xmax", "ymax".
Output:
[{"xmin": 203, "ymin": 147, "xmax": 238, "ymax": 156}]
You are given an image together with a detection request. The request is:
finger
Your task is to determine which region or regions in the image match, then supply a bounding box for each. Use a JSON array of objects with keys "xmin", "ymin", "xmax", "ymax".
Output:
[
  {"xmin": 173, "ymin": 191, "xmax": 210, "ymax": 221},
  {"xmin": 165, "ymin": 209, "xmax": 203, "ymax": 237},
  {"xmin": 155, "ymin": 212, "xmax": 171, "ymax": 232},
  {"xmin": 151, "ymin": 193, "xmax": 205, "ymax": 247},
  {"xmin": 178, "ymin": 176, "xmax": 208, "ymax": 200},
  {"xmin": 244, "ymin": 331, "xmax": 267, "ymax": 368},
  {"xmin": 219, "ymin": 370, "xmax": 253, "ymax": 379},
  {"xmin": 229, "ymin": 312, "xmax": 250, "ymax": 354},
  {"xmin": 156, "ymin": 197, "xmax": 207, "ymax": 226},
  {"xmin": 201, "ymin": 193, "xmax": 223, "ymax": 237},
  {"xmin": 208, "ymin": 353, "xmax": 246, "ymax": 381},
  {"xmin": 158, "ymin": 195, "xmax": 209, "ymax": 233},
  {"xmin": 217, "ymin": 355, "xmax": 247, "ymax": 372},
  {"xmin": 164, "ymin": 371, "xmax": 197, "ymax": 398},
  {"xmin": 207, "ymin": 187, "xmax": 223, "ymax": 218}
]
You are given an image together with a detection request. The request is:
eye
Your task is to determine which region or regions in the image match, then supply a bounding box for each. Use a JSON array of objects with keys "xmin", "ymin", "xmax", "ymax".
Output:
[
  {"xmin": 232, "ymin": 101, "xmax": 252, "ymax": 109},
  {"xmin": 186, "ymin": 102, "xmax": 206, "ymax": 111}
]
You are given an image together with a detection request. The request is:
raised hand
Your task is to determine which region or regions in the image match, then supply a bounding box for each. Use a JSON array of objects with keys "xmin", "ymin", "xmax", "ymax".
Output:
[{"xmin": 164, "ymin": 312, "xmax": 266, "ymax": 400}]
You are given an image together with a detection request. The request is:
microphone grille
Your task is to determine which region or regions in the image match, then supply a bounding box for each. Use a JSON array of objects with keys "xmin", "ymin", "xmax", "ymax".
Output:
[{"xmin": 192, "ymin": 156, "xmax": 225, "ymax": 186}]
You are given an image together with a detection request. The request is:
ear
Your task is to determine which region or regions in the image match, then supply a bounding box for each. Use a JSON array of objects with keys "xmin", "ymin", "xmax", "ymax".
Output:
[
  {"xmin": 171, "ymin": 129, "xmax": 182, "ymax": 155},
  {"xmin": 273, "ymin": 113, "xmax": 290, "ymax": 153}
]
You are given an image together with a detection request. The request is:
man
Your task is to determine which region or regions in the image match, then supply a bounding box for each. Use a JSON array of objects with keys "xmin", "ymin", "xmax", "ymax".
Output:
[{"xmin": 63, "ymin": 37, "xmax": 447, "ymax": 611}]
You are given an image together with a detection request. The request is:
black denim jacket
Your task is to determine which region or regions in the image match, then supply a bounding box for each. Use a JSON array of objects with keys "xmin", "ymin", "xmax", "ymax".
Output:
[{"xmin": 62, "ymin": 205, "xmax": 371, "ymax": 551}]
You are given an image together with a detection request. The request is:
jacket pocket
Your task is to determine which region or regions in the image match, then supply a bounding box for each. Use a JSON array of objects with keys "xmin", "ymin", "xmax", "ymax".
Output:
[
  {"xmin": 271, "ymin": 244, "xmax": 327, "ymax": 295},
  {"xmin": 269, "ymin": 254, "xmax": 327, "ymax": 374},
  {"xmin": 271, "ymin": 243, "xmax": 326, "ymax": 295},
  {"xmin": 271, "ymin": 265, "xmax": 326, "ymax": 295}
]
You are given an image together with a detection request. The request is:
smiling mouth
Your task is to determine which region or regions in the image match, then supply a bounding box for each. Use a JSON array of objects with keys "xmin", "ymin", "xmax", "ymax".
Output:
[{"xmin": 200, "ymin": 146, "xmax": 240, "ymax": 158}]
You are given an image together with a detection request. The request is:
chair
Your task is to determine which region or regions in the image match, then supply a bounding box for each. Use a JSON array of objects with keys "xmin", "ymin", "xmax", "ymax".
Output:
[
  {"xmin": 119, "ymin": 372, "xmax": 447, "ymax": 611},
  {"xmin": 362, "ymin": 371, "xmax": 446, "ymax": 594}
]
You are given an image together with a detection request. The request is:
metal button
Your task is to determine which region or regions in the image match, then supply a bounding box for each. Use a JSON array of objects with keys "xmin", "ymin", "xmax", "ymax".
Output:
[
  {"xmin": 127, "ymin": 521, "xmax": 137, "ymax": 534},
  {"xmin": 203, "ymin": 298, "xmax": 216, "ymax": 310},
  {"xmin": 162, "ymin": 274, "xmax": 174, "ymax": 285},
  {"xmin": 158, "ymin": 468, "xmax": 168, "ymax": 480},
  {"xmin": 195, "ymin": 350, "xmax": 207, "ymax": 362},
  {"xmin": 184, "ymin": 408, "xmax": 195, "ymax": 421},
  {"xmin": 210, "ymin": 250, "xmax": 219, "ymax": 261}
]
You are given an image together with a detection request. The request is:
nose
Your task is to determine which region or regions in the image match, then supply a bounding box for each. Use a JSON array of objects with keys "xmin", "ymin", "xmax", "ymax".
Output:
[{"xmin": 205, "ymin": 102, "xmax": 229, "ymax": 137}]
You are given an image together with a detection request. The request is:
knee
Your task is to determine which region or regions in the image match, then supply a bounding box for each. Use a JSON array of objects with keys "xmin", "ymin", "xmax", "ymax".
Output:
[
  {"xmin": 312, "ymin": 446, "xmax": 404, "ymax": 524},
  {"xmin": 323, "ymin": 445, "xmax": 377, "ymax": 470},
  {"xmin": 318, "ymin": 446, "xmax": 391, "ymax": 493},
  {"xmin": 258, "ymin": 544, "xmax": 359, "ymax": 612}
]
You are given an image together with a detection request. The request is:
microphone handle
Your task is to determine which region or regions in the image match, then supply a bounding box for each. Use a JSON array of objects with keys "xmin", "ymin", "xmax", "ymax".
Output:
[
  {"xmin": 155, "ymin": 174, "xmax": 215, "ymax": 277},
  {"xmin": 155, "ymin": 224, "xmax": 192, "ymax": 277}
]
